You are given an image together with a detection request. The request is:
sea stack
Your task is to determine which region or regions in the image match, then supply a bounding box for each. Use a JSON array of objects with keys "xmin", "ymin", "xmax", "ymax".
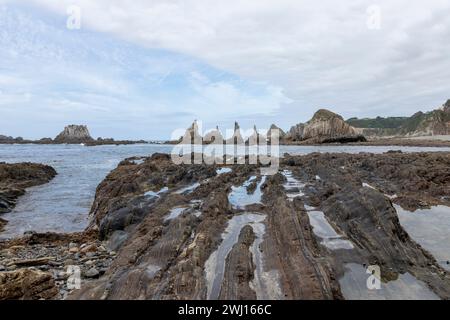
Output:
[
  {"xmin": 226, "ymin": 122, "xmax": 244, "ymax": 145},
  {"xmin": 286, "ymin": 109, "xmax": 365, "ymax": 143},
  {"xmin": 302, "ymin": 109, "xmax": 359, "ymax": 142},
  {"xmin": 54, "ymin": 125, "xmax": 94, "ymax": 144},
  {"xmin": 203, "ymin": 126, "xmax": 224, "ymax": 144}
]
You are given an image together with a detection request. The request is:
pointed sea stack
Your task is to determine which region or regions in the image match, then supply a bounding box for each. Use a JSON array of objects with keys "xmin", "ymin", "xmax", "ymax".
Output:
[
  {"xmin": 226, "ymin": 122, "xmax": 244, "ymax": 145},
  {"xmin": 203, "ymin": 126, "xmax": 224, "ymax": 144}
]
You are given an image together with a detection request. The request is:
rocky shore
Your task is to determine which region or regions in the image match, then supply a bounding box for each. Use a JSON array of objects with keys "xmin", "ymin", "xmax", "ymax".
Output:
[
  {"xmin": 0, "ymin": 125, "xmax": 147, "ymax": 146},
  {"xmin": 0, "ymin": 163, "xmax": 57, "ymax": 228},
  {"xmin": 1, "ymin": 151, "xmax": 449, "ymax": 300},
  {"xmin": 70, "ymin": 152, "xmax": 450, "ymax": 299},
  {"xmin": 0, "ymin": 231, "xmax": 116, "ymax": 299}
]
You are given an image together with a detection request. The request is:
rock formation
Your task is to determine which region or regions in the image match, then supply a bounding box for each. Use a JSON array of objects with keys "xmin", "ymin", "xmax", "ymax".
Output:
[
  {"xmin": 54, "ymin": 125, "xmax": 93, "ymax": 144},
  {"xmin": 0, "ymin": 269, "xmax": 58, "ymax": 300},
  {"xmin": 0, "ymin": 163, "xmax": 57, "ymax": 215},
  {"xmin": 225, "ymin": 122, "xmax": 245, "ymax": 145},
  {"xmin": 286, "ymin": 123, "xmax": 305, "ymax": 141},
  {"xmin": 348, "ymin": 99, "xmax": 450, "ymax": 137},
  {"xmin": 203, "ymin": 126, "xmax": 224, "ymax": 144},
  {"xmin": 245, "ymin": 125, "xmax": 264, "ymax": 145},
  {"xmin": 63, "ymin": 151, "xmax": 450, "ymax": 300},
  {"xmin": 285, "ymin": 109, "xmax": 365, "ymax": 143}
]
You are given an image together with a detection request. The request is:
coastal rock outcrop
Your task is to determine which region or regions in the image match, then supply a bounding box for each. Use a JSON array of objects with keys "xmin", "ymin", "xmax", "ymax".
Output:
[
  {"xmin": 0, "ymin": 269, "xmax": 58, "ymax": 300},
  {"xmin": 0, "ymin": 163, "xmax": 57, "ymax": 215},
  {"xmin": 68, "ymin": 151, "xmax": 450, "ymax": 300},
  {"xmin": 348, "ymin": 99, "xmax": 450, "ymax": 137},
  {"xmin": 286, "ymin": 109, "xmax": 365, "ymax": 143},
  {"xmin": 203, "ymin": 126, "xmax": 224, "ymax": 144},
  {"xmin": 54, "ymin": 125, "xmax": 93, "ymax": 144},
  {"xmin": 226, "ymin": 122, "xmax": 245, "ymax": 145}
]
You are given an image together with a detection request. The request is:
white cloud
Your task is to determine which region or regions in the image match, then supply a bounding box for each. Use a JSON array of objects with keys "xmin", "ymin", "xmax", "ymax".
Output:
[{"xmin": 22, "ymin": 0, "xmax": 450, "ymax": 120}]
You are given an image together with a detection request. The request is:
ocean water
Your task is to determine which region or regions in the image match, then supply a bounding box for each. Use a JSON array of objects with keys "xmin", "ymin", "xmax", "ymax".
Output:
[{"xmin": 0, "ymin": 143, "xmax": 449, "ymax": 239}]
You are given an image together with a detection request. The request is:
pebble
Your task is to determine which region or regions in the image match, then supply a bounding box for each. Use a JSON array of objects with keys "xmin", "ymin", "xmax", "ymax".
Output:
[
  {"xmin": 64, "ymin": 259, "xmax": 75, "ymax": 266},
  {"xmin": 85, "ymin": 252, "xmax": 96, "ymax": 258},
  {"xmin": 0, "ymin": 265, "xmax": 5, "ymax": 271},
  {"xmin": 81, "ymin": 244, "xmax": 97, "ymax": 254},
  {"xmin": 84, "ymin": 267, "xmax": 100, "ymax": 278},
  {"xmin": 85, "ymin": 260, "xmax": 95, "ymax": 266},
  {"xmin": 69, "ymin": 247, "xmax": 79, "ymax": 253},
  {"xmin": 69, "ymin": 242, "xmax": 78, "ymax": 249}
]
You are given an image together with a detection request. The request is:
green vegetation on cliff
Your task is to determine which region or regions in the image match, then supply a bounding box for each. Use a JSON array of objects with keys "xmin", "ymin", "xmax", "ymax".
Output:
[{"xmin": 347, "ymin": 116, "xmax": 408, "ymax": 129}]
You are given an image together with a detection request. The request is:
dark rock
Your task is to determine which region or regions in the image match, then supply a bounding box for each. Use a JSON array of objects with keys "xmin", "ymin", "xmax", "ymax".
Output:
[
  {"xmin": 84, "ymin": 267, "xmax": 100, "ymax": 279},
  {"xmin": 0, "ymin": 163, "xmax": 57, "ymax": 216}
]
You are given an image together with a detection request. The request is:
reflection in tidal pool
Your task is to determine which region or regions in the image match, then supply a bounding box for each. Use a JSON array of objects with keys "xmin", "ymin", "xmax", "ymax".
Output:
[
  {"xmin": 395, "ymin": 205, "xmax": 450, "ymax": 270},
  {"xmin": 339, "ymin": 263, "xmax": 439, "ymax": 300}
]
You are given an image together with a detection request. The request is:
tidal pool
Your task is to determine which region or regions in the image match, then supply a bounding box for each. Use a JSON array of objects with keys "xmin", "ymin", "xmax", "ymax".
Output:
[
  {"xmin": 282, "ymin": 170, "xmax": 305, "ymax": 201},
  {"xmin": 395, "ymin": 205, "xmax": 450, "ymax": 271},
  {"xmin": 204, "ymin": 213, "xmax": 266, "ymax": 300},
  {"xmin": 228, "ymin": 176, "xmax": 266, "ymax": 210},
  {"xmin": 339, "ymin": 263, "xmax": 439, "ymax": 300},
  {"xmin": 307, "ymin": 211, "xmax": 354, "ymax": 250}
]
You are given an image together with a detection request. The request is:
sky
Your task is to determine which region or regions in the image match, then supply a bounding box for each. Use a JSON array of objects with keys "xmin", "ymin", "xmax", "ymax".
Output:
[{"xmin": 1, "ymin": 0, "xmax": 449, "ymax": 140}]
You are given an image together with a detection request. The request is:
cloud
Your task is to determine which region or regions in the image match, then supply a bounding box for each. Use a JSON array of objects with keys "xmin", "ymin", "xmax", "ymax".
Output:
[
  {"xmin": 25, "ymin": 0, "xmax": 450, "ymax": 119},
  {"xmin": 0, "ymin": 3, "xmax": 290, "ymax": 139},
  {"xmin": 2, "ymin": 0, "xmax": 450, "ymax": 139}
]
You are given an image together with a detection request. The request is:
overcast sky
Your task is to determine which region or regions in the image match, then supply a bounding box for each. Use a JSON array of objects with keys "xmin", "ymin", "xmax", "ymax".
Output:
[{"xmin": 1, "ymin": 0, "xmax": 449, "ymax": 139}]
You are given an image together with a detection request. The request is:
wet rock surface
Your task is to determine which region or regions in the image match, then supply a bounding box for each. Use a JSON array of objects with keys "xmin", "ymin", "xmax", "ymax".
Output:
[
  {"xmin": 1, "ymin": 151, "xmax": 449, "ymax": 300},
  {"xmin": 0, "ymin": 163, "xmax": 57, "ymax": 218},
  {"xmin": 65, "ymin": 151, "xmax": 448, "ymax": 300},
  {"xmin": 0, "ymin": 231, "xmax": 115, "ymax": 300}
]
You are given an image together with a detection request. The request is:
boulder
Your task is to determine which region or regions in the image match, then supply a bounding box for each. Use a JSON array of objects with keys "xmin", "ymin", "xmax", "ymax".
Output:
[{"xmin": 0, "ymin": 269, "xmax": 58, "ymax": 300}]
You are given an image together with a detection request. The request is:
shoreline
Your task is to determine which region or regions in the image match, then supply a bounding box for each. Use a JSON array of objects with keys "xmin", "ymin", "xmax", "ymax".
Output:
[
  {"xmin": 1, "ymin": 139, "xmax": 450, "ymax": 148},
  {"xmin": 1, "ymin": 150, "xmax": 449, "ymax": 300}
]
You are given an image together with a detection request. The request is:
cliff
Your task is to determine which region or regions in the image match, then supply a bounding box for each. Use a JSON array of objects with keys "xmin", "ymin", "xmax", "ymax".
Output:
[{"xmin": 348, "ymin": 99, "xmax": 450, "ymax": 137}]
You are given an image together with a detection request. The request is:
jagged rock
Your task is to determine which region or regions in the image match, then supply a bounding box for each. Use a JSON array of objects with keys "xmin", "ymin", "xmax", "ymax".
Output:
[
  {"xmin": 286, "ymin": 123, "xmax": 305, "ymax": 141},
  {"xmin": 54, "ymin": 125, "xmax": 93, "ymax": 144},
  {"xmin": 245, "ymin": 125, "xmax": 265, "ymax": 145},
  {"xmin": 203, "ymin": 126, "xmax": 224, "ymax": 144},
  {"xmin": 181, "ymin": 120, "xmax": 202, "ymax": 144},
  {"xmin": 268, "ymin": 124, "xmax": 285, "ymax": 139},
  {"xmin": 0, "ymin": 269, "xmax": 58, "ymax": 300},
  {"xmin": 226, "ymin": 122, "xmax": 245, "ymax": 145}
]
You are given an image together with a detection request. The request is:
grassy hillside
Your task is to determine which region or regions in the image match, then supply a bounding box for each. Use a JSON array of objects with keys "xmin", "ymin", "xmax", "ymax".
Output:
[{"xmin": 346, "ymin": 116, "xmax": 408, "ymax": 129}]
